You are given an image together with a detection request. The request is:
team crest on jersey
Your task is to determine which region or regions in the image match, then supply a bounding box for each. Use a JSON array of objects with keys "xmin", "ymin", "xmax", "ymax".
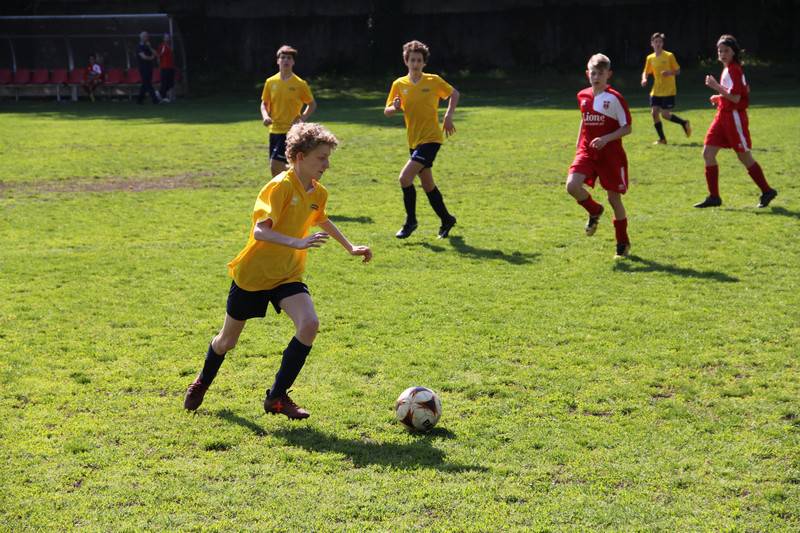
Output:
[
  {"xmin": 422, "ymin": 88, "xmax": 430, "ymax": 92},
  {"xmin": 402, "ymin": 89, "xmax": 408, "ymax": 94},
  {"xmin": 291, "ymin": 195, "xmax": 300, "ymax": 206},
  {"xmin": 310, "ymin": 203, "xmax": 319, "ymax": 210},
  {"xmin": 603, "ymin": 100, "xmax": 610, "ymax": 110}
]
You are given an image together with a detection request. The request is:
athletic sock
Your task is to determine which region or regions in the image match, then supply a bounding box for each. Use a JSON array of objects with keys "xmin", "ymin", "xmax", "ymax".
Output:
[
  {"xmin": 668, "ymin": 114, "xmax": 687, "ymax": 127},
  {"xmin": 401, "ymin": 185, "xmax": 417, "ymax": 224},
  {"xmin": 269, "ymin": 337, "xmax": 312, "ymax": 399},
  {"xmin": 577, "ymin": 195, "xmax": 603, "ymax": 216},
  {"xmin": 199, "ymin": 344, "xmax": 225, "ymax": 385},
  {"xmin": 613, "ymin": 218, "xmax": 630, "ymax": 245},
  {"xmin": 425, "ymin": 186, "xmax": 453, "ymax": 222},
  {"xmin": 654, "ymin": 122, "xmax": 666, "ymax": 141},
  {"xmin": 705, "ymin": 165, "xmax": 720, "ymax": 197},
  {"xmin": 747, "ymin": 162, "xmax": 771, "ymax": 193}
]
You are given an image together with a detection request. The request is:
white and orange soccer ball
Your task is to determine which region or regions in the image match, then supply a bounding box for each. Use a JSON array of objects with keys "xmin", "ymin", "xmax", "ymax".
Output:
[{"xmin": 394, "ymin": 386, "xmax": 442, "ymax": 431}]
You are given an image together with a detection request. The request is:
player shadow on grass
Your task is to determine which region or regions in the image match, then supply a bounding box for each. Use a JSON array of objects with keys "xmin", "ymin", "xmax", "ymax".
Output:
[
  {"xmin": 759, "ymin": 206, "xmax": 800, "ymax": 220},
  {"xmin": 274, "ymin": 426, "xmax": 487, "ymax": 472},
  {"xmin": 328, "ymin": 214, "xmax": 374, "ymax": 224},
  {"xmin": 412, "ymin": 236, "xmax": 540, "ymax": 265},
  {"xmin": 613, "ymin": 255, "xmax": 739, "ymax": 282}
]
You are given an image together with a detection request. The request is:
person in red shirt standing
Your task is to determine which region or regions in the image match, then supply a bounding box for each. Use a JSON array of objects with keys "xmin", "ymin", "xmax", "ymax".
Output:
[
  {"xmin": 695, "ymin": 35, "xmax": 777, "ymax": 208},
  {"xmin": 566, "ymin": 53, "xmax": 633, "ymax": 259},
  {"xmin": 82, "ymin": 54, "xmax": 103, "ymax": 102},
  {"xmin": 157, "ymin": 33, "xmax": 176, "ymax": 103}
]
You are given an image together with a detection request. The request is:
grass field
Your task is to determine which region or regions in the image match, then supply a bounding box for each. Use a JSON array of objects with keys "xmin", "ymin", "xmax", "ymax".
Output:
[{"xmin": 1, "ymin": 74, "xmax": 799, "ymax": 530}]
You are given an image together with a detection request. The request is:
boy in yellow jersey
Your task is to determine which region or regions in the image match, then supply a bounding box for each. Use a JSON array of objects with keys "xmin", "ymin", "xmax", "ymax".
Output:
[
  {"xmin": 641, "ymin": 32, "xmax": 691, "ymax": 144},
  {"xmin": 184, "ymin": 123, "xmax": 372, "ymax": 418},
  {"xmin": 384, "ymin": 40, "xmax": 459, "ymax": 239},
  {"xmin": 261, "ymin": 45, "xmax": 317, "ymax": 177}
]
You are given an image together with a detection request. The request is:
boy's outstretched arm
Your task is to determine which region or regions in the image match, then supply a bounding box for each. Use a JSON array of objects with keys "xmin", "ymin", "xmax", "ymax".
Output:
[
  {"xmin": 254, "ymin": 219, "xmax": 328, "ymax": 249},
  {"xmin": 318, "ymin": 219, "xmax": 372, "ymax": 263},
  {"xmin": 443, "ymin": 89, "xmax": 459, "ymax": 137}
]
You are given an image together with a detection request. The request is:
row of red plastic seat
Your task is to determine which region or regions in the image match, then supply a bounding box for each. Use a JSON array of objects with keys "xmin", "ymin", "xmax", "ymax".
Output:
[{"xmin": 0, "ymin": 68, "xmax": 179, "ymax": 85}]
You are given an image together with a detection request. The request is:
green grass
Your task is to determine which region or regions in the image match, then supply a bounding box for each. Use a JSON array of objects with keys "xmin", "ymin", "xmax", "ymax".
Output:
[{"xmin": 1, "ymin": 79, "xmax": 799, "ymax": 530}]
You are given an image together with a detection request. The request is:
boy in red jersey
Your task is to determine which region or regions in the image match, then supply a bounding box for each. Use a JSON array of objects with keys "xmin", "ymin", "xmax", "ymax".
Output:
[
  {"xmin": 384, "ymin": 40, "xmax": 459, "ymax": 239},
  {"xmin": 694, "ymin": 35, "xmax": 777, "ymax": 208},
  {"xmin": 566, "ymin": 54, "xmax": 633, "ymax": 259},
  {"xmin": 183, "ymin": 123, "xmax": 372, "ymax": 419}
]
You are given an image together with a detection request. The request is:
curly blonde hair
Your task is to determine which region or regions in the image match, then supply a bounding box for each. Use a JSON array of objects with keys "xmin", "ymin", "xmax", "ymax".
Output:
[{"xmin": 285, "ymin": 123, "xmax": 339, "ymax": 162}]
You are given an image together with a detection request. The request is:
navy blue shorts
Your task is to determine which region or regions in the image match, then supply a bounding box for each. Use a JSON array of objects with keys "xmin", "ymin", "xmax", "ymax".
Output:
[
  {"xmin": 226, "ymin": 280, "xmax": 309, "ymax": 321},
  {"xmin": 269, "ymin": 133, "xmax": 288, "ymax": 163},
  {"xmin": 649, "ymin": 95, "xmax": 676, "ymax": 109},
  {"xmin": 409, "ymin": 143, "xmax": 441, "ymax": 169}
]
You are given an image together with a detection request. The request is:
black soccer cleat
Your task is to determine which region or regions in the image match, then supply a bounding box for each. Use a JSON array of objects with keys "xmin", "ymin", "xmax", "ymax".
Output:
[
  {"xmin": 693, "ymin": 196, "xmax": 722, "ymax": 208},
  {"xmin": 757, "ymin": 188, "xmax": 777, "ymax": 208},
  {"xmin": 395, "ymin": 221, "xmax": 418, "ymax": 239},
  {"xmin": 437, "ymin": 216, "xmax": 456, "ymax": 239},
  {"xmin": 614, "ymin": 242, "xmax": 631, "ymax": 259},
  {"xmin": 585, "ymin": 205, "xmax": 604, "ymax": 236},
  {"xmin": 184, "ymin": 376, "xmax": 209, "ymax": 411}
]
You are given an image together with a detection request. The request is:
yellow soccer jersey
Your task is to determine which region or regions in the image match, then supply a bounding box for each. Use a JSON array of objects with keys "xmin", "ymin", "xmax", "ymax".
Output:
[
  {"xmin": 643, "ymin": 51, "xmax": 680, "ymax": 97},
  {"xmin": 227, "ymin": 168, "xmax": 329, "ymax": 291},
  {"xmin": 386, "ymin": 73, "xmax": 454, "ymax": 148},
  {"xmin": 261, "ymin": 73, "xmax": 314, "ymax": 134}
]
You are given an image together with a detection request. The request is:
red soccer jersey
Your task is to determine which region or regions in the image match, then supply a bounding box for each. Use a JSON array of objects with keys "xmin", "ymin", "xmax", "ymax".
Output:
[
  {"xmin": 576, "ymin": 86, "xmax": 631, "ymax": 159},
  {"xmin": 718, "ymin": 62, "xmax": 748, "ymax": 112},
  {"xmin": 158, "ymin": 43, "xmax": 175, "ymax": 69}
]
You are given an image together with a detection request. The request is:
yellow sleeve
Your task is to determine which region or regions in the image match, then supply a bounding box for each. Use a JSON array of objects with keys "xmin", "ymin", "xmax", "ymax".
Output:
[
  {"xmin": 261, "ymin": 79, "xmax": 271, "ymax": 105},
  {"xmin": 253, "ymin": 180, "xmax": 290, "ymax": 225},
  {"xmin": 643, "ymin": 56, "xmax": 653, "ymax": 76},
  {"xmin": 300, "ymin": 80, "xmax": 313, "ymax": 104},
  {"xmin": 670, "ymin": 53, "xmax": 680, "ymax": 71},
  {"xmin": 315, "ymin": 196, "xmax": 329, "ymax": 225},
  {"xmin": 436, "ymin": 76, "xmax": 454, "ymax": 99},
  {"xmin": 386, "ymin": 81, "xmax": 400, "ymax": 107}
]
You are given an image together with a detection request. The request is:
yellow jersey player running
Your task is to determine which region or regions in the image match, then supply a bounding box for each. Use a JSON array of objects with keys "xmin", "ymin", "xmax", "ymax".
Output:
[
  {"xmin": 260, "ymin": 45, "xmax": 317, "ymax": 177},
  {"xmin": 384, "ymin": 40, "xmax": 459, "ymax": 239},
  {"xmin": 184, "ymin": 123, "xmax": 372, "ymax": 419},
  {"xmin": 641, "ymin": 32, "xmax": 691, "ymax": 144}
]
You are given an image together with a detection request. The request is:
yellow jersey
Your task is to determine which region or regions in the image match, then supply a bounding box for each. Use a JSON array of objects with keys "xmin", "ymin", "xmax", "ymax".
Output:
[
  {"xmin": 261, "ymin": 73, "xmax": 314, "ymax": 134},
  {"xmin": 386, "ymin": 73, "xmax": 454, "ymax": 148},
  {"xmin": 643, "ymin": 51, "xmax": 680, "ymax": 97},
  {"xmin": 227, "ymin": 168, "xmax": 329, "ymax": 291}
]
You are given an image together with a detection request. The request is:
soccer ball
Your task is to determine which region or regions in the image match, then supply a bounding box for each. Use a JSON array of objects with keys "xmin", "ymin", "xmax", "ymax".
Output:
[{"xmin": 394, "ymin": 386, "xmax": 442, "ymax": 431}]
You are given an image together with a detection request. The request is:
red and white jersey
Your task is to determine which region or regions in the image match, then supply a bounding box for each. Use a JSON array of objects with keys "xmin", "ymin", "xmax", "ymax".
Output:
[
  {"xmin": 719, "ymin": 62, "xmax": 749, "ymax": 112},
  {"xmin": 576, "ymin": 86, "xmax": 631, "ymax": 158}
]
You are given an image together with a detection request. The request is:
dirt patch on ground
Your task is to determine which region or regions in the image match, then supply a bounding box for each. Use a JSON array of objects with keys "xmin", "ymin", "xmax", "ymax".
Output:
[{"xmin": 0, "ymin": 171, "xmax": 217, "ymax": 196}]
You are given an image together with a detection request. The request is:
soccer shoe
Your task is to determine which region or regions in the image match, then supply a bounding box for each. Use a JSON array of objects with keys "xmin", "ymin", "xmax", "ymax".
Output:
[
  {"xmin": 395, "ymin": 221, "xmax": 418, "ymax": 239},
  {"xmin": 437, "ymin": 216, "xmax": 457, "ymax": 239},
  {"xmin": 683, "ymin": 121, "xmax": 692, "ymax": 138},
  {"xmin": 614, "ymin": 242, "xmax": 631, "ymax": 259},
  {"xmin": 653, "ymin": 139, "xmax": 667, "ymax": 145},
  {"xmin": 757, "ymin": 188, "xmax": 778, "ymax": 208},
  {"xmin": 183, "ymin": 376, "xmax": 209, "ymax": 411},
  {"xmin": 585, "ymin": 205, "xmax": 604, "ymax": 236},
  {"xmin": 693, "ymin": 196, "xmax": 722, "ymax": 208},
  {"xmin": 264, "ymin": 389, "xmax": 310, "ymax": 420}
]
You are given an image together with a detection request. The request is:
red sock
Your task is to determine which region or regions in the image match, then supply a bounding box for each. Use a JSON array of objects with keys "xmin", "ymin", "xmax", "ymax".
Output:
[
  {"xmin": 613, "ymin": 218, "xmax": 629, "ymax": 245},
  {"xmin": 577, "ymin": 195, "xmax": 603, "ymax": 216},
  {"xmin": 705, "ymin": 165, "xmax": 720, "ymax": 197},
  {"xmin": 747, "ymin": 162, "xmax": 771, "ymax": 193}
]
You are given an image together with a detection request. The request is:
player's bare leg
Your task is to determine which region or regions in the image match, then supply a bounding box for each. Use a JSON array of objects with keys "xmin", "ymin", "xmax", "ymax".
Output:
[
  {"xmin": 695, "ymin": 145, "xmax": 723, "ymax": 207},
  {"xmin": 264, "ymin": 292, "xmax": 318, "ymax": 419},
  {"xmin": 567, "ymin": 172, "xmax": 604, "ymax": 236},
  {"xmin": 184, "ymin": 313, "xmax": 247, "ymax": 410},
  {"xmin": 607, "ymin": 191, "xmax": 630, "ymax": 258},
  {"xmin": 396, "ymin": 159, "xmax": 425, "ymax": 238},
  {"xmin": 420, "ymin": 167, "xmax": 456, "ymax": 238}
]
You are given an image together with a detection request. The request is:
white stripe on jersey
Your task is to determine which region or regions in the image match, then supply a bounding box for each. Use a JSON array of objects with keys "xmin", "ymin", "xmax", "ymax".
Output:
[{"xmin": 732, "ymin": 110, "xmax": 750, "ymax": 152}]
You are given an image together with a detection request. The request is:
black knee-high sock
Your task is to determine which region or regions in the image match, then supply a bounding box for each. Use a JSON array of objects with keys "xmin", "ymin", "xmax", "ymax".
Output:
[
  {"xmin": 425, "ymin": 186, "xmax": 452, "ymax": 222},
  {"xmin": 199, "ymin": 344, "xmax": 225, "ymax": 385},
  {"xmin": 402, "ymin": 185, "xmax": 417, "ymax": 224},
  {"xmin": 654, "ymin": 121, "xmax": 666, "ymax": 140},
  {"xmin": 668, "ymin": 114, "xmax": 687, "ymax": 126},
  {"xmin": 269, "ymin": 337, "xmax": 312, "ymax": 399}
]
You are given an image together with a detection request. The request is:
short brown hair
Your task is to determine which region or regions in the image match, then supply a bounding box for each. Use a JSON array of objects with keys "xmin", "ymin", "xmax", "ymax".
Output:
[
  {"xmin": 587, "ymin": 53, "xmax": 611, "ymax": 71},
  {"xmin": 276, "ymin": 45, "xmax": 297, "ymax": 59},
  {"xmin": 651, "ymin": 32, "xmax": 665, "ymax": 41},
  {"xmin": 403, "ymin": 40, "xmax": 430, "ymax": 62},
  {"xmin": 285, "ymin": 123, "xmax": 338, "ymax": 162}
]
